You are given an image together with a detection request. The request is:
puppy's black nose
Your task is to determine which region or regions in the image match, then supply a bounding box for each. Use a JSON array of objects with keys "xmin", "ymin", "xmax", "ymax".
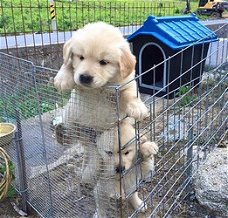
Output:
[
  {"xmin": 115, "ymin": 166, "xmax": 125, "ymax": 173},
  {"xmin": 79, "ymin": 74, "xmax": 93, "ymax": 84}
]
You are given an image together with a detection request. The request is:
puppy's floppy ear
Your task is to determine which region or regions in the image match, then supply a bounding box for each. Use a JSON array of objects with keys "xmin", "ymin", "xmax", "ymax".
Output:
[
  {"xmin": 119, "ymin": 45, "xmax": 136, "ymax": 79},
  {"xmin": 63, "ymin": 38, "xmax": 73, "ymax": 65}
]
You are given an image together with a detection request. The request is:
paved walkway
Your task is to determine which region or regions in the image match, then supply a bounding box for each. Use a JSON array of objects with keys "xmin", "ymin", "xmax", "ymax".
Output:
[
  {"xmin": 0, "ymin": 20, "xmax": 227, "ymax": 49},
  {"xmin": 0, "ymin": 26, "xmax": 139, "ymax": 49}
]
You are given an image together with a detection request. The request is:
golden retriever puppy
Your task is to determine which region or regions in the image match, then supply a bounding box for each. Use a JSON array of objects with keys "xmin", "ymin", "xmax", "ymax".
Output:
[
  {"xmin": 54, "ymin": 22, "xmax": 148, "ymax": 125},
  {"xmin": 94, "ymin": 119, "xmax": 159, "ymax": 216},
  {"xmin": 54, "ymin": 22, "xmax": 149, "ymax": 185}
]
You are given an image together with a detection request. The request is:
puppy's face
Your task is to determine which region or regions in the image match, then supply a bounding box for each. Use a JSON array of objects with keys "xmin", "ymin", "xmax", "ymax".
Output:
[
  {"xmin": 101, "ymin": 122, "xmax": 137, "ymax": 174},
  {"xmin": 63, "ymin": 22, "xmax": 136, "ymax": 88},
  {"xmin": 102, "ymin": 142, "xmax": 136, "ymax": 175},
  {"xmin": 114, "ymin": 144, "xmax": 137, "ymax": 173}
]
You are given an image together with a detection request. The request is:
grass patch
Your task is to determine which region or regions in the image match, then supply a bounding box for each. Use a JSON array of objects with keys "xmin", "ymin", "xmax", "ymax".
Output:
[
  {"xmin": 175, "ymin": 86, "xmax": 197, "ymax": 107},
  {"xmin": 0, "ymin": 82, "xmax": 68, "ymax": 121},
  {"xmin": 0, "ymin": 0, "xmax": 198, "ymax": 34}
]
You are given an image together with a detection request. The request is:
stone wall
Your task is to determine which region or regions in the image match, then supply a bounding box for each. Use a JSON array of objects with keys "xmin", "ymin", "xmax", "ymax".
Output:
[{"xmin": 1, "ymin": 43, "xmax": 64, "ymax": 70}]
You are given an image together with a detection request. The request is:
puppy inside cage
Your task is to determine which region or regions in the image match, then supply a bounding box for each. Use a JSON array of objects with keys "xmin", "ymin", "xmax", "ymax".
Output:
[{"xmin": 53, "ymin": 21, "xmax": 158, "ymax": 217}]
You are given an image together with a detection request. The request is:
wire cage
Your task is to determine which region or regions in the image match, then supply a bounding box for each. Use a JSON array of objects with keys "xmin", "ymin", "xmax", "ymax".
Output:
[{"xmin": 0, "ymin": 2, "xmax": 227, "ymax": 218}]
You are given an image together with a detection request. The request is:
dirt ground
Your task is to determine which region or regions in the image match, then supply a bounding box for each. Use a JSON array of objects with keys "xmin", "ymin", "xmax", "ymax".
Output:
[
  {"xmin": 0, "ymin": 196, "xmax": 38, "ymax": 218},
  {"xmin": 0, "ymin": 192, "xmax": 223, "ymax": 218}
]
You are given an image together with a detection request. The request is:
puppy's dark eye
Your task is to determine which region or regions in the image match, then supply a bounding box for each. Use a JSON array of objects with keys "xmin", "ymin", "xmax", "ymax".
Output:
[
  {"xmin": 79, "ymin": 55, "xmax": 84, "ymax": 60},
  {"xmin": 99, "ymin": 60, "xmax": 108, "ymax": 65},
  {"xmin": 105, "ymin": 151, "xmax": 113, "ymax": 157},
  {"xmin": 124, "ymin": 151, "xmax": 130, "ymax": 155}
]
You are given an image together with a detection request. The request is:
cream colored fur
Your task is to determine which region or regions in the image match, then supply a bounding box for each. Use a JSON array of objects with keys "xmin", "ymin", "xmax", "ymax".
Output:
[
  {"xmin": 95, "ymin": 120, "xmax": 159, "ymax": 215},
  {"xmin": 54, "ymin": 22, "xmax": 148, "ymax": 125}
]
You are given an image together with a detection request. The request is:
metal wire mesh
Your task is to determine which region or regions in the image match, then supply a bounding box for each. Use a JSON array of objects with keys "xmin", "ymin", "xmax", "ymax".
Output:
[
  {"xmin": 0, "ymin": 52, "xmax": 122, "ymax": 217},
  {"xmin": 116, "ymin": 23, "xmax": 227, "ymax": 218},
  {"xmin": 0, "ymin": 13, "xmax": 227, "ymax": 218},
  {"xmin": 0, "ymin": 0, "xmax": 180, "ymax": 34},
  {"xmin": 0, "ymin": 0, "xmax": 184, "ymax": 69}
]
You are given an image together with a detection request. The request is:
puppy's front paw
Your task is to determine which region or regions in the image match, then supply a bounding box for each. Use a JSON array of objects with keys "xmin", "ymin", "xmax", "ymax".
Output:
[
  {"xmin": 139, "ymin": 202, "xmax": 148, "ymax": 213},
  {"xmin": 54, "ymin": 64, "xmax": 75, "ymax": 91},
  {"xmin": 54, "ymin": 78, "xmax": 73, "ymax": 91},
  {"xmin": 54, "ymin": 74, "xmax": 75, "ymax": 91},
  {"xmin": 130, "ymin": 192, "xmax": 148, "ymax": 213},
  {"xmin": 140, "ymin": 142, "xmax": 159, "ymax": 158},
  {"xmin": 133, "ymin": 199, "xmax": 147, "ymax": 213},
  {"xmin": 126, "ymin": 99, "xmax": 148, "ymax": 121}
]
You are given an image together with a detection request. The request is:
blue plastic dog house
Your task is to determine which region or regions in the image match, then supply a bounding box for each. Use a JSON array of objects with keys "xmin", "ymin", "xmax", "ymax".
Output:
[{"xmin": 128, "ymin": 15, "xmax": 218, "ymax": 98}]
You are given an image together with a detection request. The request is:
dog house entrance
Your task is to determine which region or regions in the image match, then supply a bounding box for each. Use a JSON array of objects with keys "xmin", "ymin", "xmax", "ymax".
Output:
[{"xmin": 139, "ymin": 42, "xmax": 166, "ymax": 91}]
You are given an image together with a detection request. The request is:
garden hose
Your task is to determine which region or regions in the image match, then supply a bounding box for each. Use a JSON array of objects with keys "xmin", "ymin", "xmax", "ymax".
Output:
[{"xmin": 0, "ymin": 147, "xmax": 12, "ymax": 201}]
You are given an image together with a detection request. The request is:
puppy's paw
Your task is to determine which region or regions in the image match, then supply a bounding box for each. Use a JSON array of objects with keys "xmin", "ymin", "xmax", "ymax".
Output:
[
  {"xmin": 54, "ymin": 74, "xmax": 75, "ymax": 91},
  {"xmin": 139, "ymin": 202, "xmax": 148, "ymax": 213},
  {"xmin": 125, "ymin": 99, "xmax": 148, "ymax": 121},
  {"xmin": 130, "ymin": 192, "xmax": 148, "ymax": 213},
  {"xmin": 54, "ymin": 64, "xmax": 75, "ymax": 91},
  {"xmin": 133, "ymin": 199, "xmax": 147, "ymax": 213},
  {"xmin": 54, "ymin": 123, "xmax": 75, "ymax": 145},
  {"xmin": 140, "ymin": 141, "xmax": 159, "ymax": 158},
  {"xmin": 54, "ymin": 78, "xmax": 74, "ymax": 91},
  {"xmin": 54, "ymin": 123, "xmax": 65, "ymax": 145}
]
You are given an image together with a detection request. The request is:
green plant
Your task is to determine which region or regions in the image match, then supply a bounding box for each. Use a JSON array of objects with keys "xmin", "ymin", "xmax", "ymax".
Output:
[
  {"xmin": 176, "ymin": 86, "xmax": 197, "ymax": 107},
  {"xmin": 0, "ymin": 83, "xmax": 68, "ymax": 120},
  {"xmin": 0, "ymin": 161, "xmax": 15, "ymax": 179},
  {"xmin": 0, "ymin": 159, "xmax": 16, "ymax": 199},
  {"xmin": 176, "ymin": 86, "xmax": 191, "ymax": 96},
  {"xmin": 0, "ymin": 15, "xmax": 10, "ymax": 29},
  {"xmin": 174, "ymin": 8, "xmax": 180, "ymax": 14}
]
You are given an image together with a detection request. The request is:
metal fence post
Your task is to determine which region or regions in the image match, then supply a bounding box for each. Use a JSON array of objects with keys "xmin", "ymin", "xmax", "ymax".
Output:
[
  {"xmin": 49, "ymin": 0, "xmax": 57, "ymax": 32},
  {"xmin": 187, "ymin": 126, "xmax": 193, "ymax": 177},
  {"xmin": 32, "ymin": 66, "xmax": 54, "ymax": 217},
  {"xmin": 15, "ymin": 108, "xmax": 28, "ymax": 214}
]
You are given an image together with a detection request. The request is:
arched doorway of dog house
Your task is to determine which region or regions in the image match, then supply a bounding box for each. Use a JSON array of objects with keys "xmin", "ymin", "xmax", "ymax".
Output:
[{"xmin": 139, "ymin": 42, "xmax": 166, "ymax": 91}]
